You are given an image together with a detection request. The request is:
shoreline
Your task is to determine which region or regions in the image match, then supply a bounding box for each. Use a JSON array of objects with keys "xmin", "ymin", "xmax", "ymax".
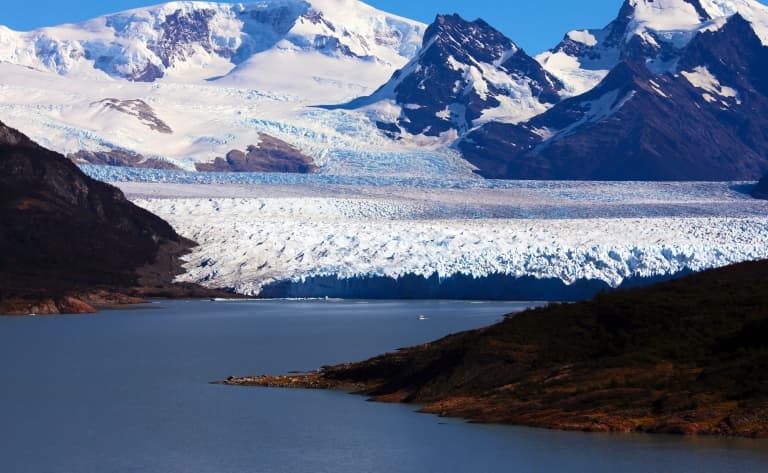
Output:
[
  {"xmin": 218, "ymin": 261, "xmax": 768, "ymax": 440},
  {"xmin": 218, "ymin": 370, "xmax": 768, "ymax": 439},
  {"xmin": 0, "ymin": 285, "xmax": 239, "ymax": 316}
]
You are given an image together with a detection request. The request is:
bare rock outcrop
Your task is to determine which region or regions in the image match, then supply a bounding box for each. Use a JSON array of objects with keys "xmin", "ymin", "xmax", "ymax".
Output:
[
  {"xmin": 196, "ymin": 133, "xmax": 317, "ymax": 173},
  {"xmin": 0, "ymin": 120, "xmax": 226, "ymax": 315},
  {"xmin": 69, "ymin": 149, "xmax": 180, "ymax": 170}
]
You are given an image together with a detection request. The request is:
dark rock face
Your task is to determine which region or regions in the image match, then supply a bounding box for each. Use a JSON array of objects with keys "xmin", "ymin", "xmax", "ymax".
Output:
[
  {"xmin": 678, "ymin": 14, "xmax": 768, "ymax": 97},
  {"xmin": 332, "ymin": 14, "xmax": 562, "ymax": 137},
  {"xmin": 235, "ymin": 4, "xmax": 307, "ymax": 60},
  {"xmin": 753, "ymin": 175, "xmax": 768, "ymax": 199},
  {"xmin": 302, "ymin": 9, "xmax": 335, "ymax": 31},
  {"xmin": 195, "ymin": 133, "xmax": 317, "ymax": 173},
  {"xmin": 92, "ymin": 98, "xmax": 173, "ymax": 134},
  {"xmin": 461, "ymin": 14, "xmax": 768, "ymax": 181},
  {"xmin": 685, "ymin": 0, "xmax": 714, "ymax": 21},
  {"xmin": 104, "ymin": 8, "xmax": 218, "ymax": 82},
  {"xmin": 375, "ymin": 121, "xmax": 402, "ymax": 140},
  {"xmin": 132, "ymin": 62, "xmax": 165, "ymax": 83},
  {"xmin": 91, "ymin": 43, "xmax": 166, "ymax": 82},
  {"xmin": 156, "ymin": 9, "xmax": 217, "ymax": 68},
  {"xmin": 313, "ymin": 35, "xmax": 372, "ymax": 60},
  {"xmin": 69, "ymin": 149, "xmax": 180, "ymax": 170},
  {"xmin": 0, "ymin": 121, "xmax": 192, "ymax": 304}
]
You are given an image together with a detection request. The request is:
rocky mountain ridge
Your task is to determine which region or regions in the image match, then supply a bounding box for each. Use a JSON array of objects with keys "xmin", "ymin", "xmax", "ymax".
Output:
[
  {"xmin": 456, "ymin": 1, "xmax": 768, "ymax": 180},
  {"xmin": 3, "ymin": 1, "xmax": 768, "ymax": 180},
  {"xmin": 0, "ymin": 0, "xmax": 424, "ymax": 84},
  {"xmin": 0, "ymin": 120, "xmax": 221, "ymax": 314},
  {"xmin": 332, "ymin": 14, "xmax": 563, "ymax": 139}
]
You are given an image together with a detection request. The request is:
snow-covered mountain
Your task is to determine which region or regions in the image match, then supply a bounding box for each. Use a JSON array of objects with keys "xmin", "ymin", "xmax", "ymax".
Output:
[
  {"xmin": 0, "ymin": 1, "xmax": 478, "ymax": 176},
  {"xmin": 3, "ymin": 0, "xmax": 768, "ymax": 181},
  {"xmin": 537, "ymin": 0, "xmax": 768, "ymax": 95},
  {"xmin": 0, "ymin": 0, "xmax": 424, "ymax": 94},
  {"xmin": 330, "ymin": 14, "xmax": 563, "ymax": 142},
  {"xmin": 5, "ymin": 0, "xmax": 768, "ymax": 300},
  {"xmin": 460, "ymin": 0, "xmax": 768, "ymax": 180}
]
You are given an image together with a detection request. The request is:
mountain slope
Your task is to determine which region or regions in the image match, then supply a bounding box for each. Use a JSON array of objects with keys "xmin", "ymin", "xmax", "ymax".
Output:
[
  {"xmin": 332, "ymin": 14, "xmax": 563, "ymax": 140},
  {"xmin": 4, "ymin": 1, "xmax": 768, "ymax": 181},
  {"xmin": 461, "ymin": 12, "xmax": 768, "ymax": 180},
  {"xmin": 0, "ymin": 121, "xmax": 212, "ymax": 314},
  {"xmin": 537, "ymin": 0, "xmax": 768, "ymax": 95},
  {"xmin": 226, "ymin": 259, "xmax": 768, "ymax": 437},
  {"xmin": 753, "ymin": 174, "xmax": 768, "ymax": 198},
  {"xmin": 0, "ymin": 0, "xmax": 424, "ymax": 93},
  {"xmin": 0, "ymin": 1, "xmax": 448, "ymax": 176},
  {"xmin": 0, "ymin": 0, "xmax": 425, "ymax": 107}
]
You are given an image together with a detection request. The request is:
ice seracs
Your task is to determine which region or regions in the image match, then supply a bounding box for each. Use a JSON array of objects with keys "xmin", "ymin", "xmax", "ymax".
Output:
[{"xmin": 127, "ymin": 181, "xmax": 768, "ymax": 297}]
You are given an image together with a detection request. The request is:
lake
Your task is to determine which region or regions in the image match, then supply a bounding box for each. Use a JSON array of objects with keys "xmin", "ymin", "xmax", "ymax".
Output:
[{"xmin": 1, "ymin": 300, "xmax": 767, "ymax": 473}]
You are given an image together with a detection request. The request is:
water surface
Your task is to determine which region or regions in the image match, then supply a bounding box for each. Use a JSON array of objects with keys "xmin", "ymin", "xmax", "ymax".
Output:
[{"xmin": 1, "ymin": 300, "xmax": 767, "ymax": 473}]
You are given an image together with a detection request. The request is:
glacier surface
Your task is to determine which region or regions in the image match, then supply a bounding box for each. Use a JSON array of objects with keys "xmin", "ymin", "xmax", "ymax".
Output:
[{"xmin": 121, "ymin": 180, "xmax": 768, "ymax": 297}]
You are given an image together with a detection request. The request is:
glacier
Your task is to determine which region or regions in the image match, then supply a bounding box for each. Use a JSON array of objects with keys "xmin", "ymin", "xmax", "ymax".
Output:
[
  {"xmin": 0, "ymin": 1, "xmax": 434, "ymax": 171},
  {"xmin": 4, "ymin": 0, "xmax": 768, "ymax": 300},
  {"xmin": 115, "ymin": 179, "xmax": 768, "ymax": 299}
]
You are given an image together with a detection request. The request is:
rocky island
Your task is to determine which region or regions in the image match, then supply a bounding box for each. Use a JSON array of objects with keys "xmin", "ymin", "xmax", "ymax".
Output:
[{"xmin": 223, "ymin": 260, "xmax": 768, "ymax": 438}]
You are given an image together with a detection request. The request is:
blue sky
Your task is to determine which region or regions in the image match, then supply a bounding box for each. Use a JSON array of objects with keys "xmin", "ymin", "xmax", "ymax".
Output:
[{"xmin": 3, "ymin": 0, "xmax": 766, "ymax": 54}]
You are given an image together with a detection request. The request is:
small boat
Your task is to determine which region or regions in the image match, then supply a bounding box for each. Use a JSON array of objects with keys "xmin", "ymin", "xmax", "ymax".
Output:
[{"xmin": 417, "ymin": 314, "xmax": 428, "ymax": 321}]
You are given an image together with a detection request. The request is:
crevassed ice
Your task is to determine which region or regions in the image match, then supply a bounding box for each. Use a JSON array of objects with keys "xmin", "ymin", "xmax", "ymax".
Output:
[{"xmin": 127, "ymin": 182, "xmax": 768, "ymax": 296}]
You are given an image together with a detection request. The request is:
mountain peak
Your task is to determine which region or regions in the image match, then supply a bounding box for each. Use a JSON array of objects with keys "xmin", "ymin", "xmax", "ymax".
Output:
[
  {"xmin": 622, "ymin": 0, "xmax": 712, "ymax": 30},
  {"xmin": 538, "ymin": 0, "xmax": 768, "ymax": 95},
  {"xmin": 423, "ymin": 13, "xmax": 518, "ymax": 61},
  {"xmin": 0, "ymin": 0, "xmax": 425, "ymax": 84},
  {"xmin": 331, "ymin": 12, "xmax": 562, "ymax": 140},
  {"xmin": 625, "ymin": 0, "xmax": 711, "ymax": 20},
  {"xmin": 429, "ymin": 13, "xmax": 495, "ymax": 32},
  {"xmin": 462, "ymin": 1, "xmax": 768, "ymax": 181}
]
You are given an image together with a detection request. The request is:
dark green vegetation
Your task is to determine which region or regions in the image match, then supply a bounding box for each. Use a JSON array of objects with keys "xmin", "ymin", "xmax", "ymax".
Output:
[
  {"xmin": 0, "ymin": 121, "xmax": 218, "ymax": 314},
  {"xmin": 230, "ymin": 260, "xmax": 768, "ymax": 436}
]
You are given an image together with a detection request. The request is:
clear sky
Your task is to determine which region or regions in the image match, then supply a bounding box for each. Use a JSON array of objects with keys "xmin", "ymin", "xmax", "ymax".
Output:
[{"xmin": 3, "ymin": 0, "xmax": 767, "ymax": 54}]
